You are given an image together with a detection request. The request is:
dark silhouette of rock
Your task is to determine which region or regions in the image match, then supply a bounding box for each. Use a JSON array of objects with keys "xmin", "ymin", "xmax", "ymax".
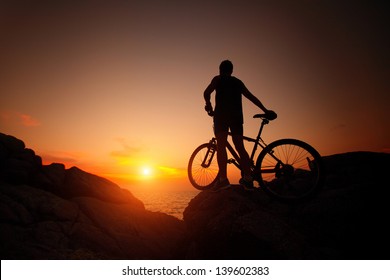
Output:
[
  {"xmin": 183, "ymin": 151, "xmax": 390, "ymax": 259},
  {"xmin": 184, "ymin": 188, "xmax": 311, "ymax": 259},
  {"xmin": 0, "ymin": 132, "xmax": 186, "ymax": 259},
  {"xmin": 0, "ymin": 133, "xmax": 42, "ymax": 185},
  {"xmin": 62, "ymin": 166, "xmax": 144, "ymax": 206}
]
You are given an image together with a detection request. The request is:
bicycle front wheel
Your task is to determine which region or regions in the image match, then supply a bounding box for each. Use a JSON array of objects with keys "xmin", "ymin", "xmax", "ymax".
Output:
[
  {"xmin": 255, "ymin": 139, "xmax": 323, "ymax": 202},
  {"xmin": 188, "ymin": 143, "xmax": 219, "ymax": 190}
]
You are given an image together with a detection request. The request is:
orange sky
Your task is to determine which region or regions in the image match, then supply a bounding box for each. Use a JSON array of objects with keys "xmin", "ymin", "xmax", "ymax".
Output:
[{"xmin": 1, "ymin": 0, "xmax": 389, "ymax": 191}]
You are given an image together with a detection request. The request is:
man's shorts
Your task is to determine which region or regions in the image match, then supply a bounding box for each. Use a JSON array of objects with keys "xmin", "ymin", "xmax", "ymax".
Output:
[{"xmin": 214, "ymin": 118, "xmax": 243, "ymax": 135}]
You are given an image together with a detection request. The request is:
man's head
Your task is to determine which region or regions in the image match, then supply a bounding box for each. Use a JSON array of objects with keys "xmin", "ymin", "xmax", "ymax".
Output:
[{"xmin": 219, "ymin": 60, "xmax": 233, "ymax": 76}]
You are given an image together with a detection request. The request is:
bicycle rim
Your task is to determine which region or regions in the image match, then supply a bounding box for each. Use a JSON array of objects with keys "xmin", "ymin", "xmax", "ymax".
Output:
[
  {"xmin": 256, "ymin": 139, "xmax": 323, "ymax": 201},
  {"xmin": 188, "ymin": 143, "xmax": 219, "ymax": 190}
]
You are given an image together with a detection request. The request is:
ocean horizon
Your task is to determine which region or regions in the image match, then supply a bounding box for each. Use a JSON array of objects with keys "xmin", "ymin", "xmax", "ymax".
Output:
[{"xmin": 129, "ymin": 188, "xmax": 200, "ymax": 220}]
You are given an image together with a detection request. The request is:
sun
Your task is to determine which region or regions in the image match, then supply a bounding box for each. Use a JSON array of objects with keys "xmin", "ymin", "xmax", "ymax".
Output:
[
  {"xmin": 140, "ymin": 166, "xmax": 154, "ymax": 178},
  {"xmin": 142, "ymin": 167, "xmax": 151, "ymax": 176}
]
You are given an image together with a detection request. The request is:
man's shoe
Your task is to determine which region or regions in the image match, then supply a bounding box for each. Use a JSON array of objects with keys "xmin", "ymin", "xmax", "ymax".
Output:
[
  {"xmin": 210, "ymin": 178, "xmax": 230, "ymax": 192},
  {"xmin": 239, "ymin": 177, "xmax": 255, "ymax": 191}
]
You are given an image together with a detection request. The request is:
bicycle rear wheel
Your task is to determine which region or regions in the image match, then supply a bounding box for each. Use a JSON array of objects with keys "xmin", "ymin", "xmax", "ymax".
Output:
[
  {"xmin": 255, "ymin": 139, "xmax": 323, "ymax": 202},
  {"xmin": 188, "ymin": 143, "xmax": 219, "ymax": 190}
]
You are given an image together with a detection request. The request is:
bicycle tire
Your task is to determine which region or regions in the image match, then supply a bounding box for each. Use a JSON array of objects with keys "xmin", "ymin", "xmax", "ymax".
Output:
[
  {"xmin": 188, "ymin": 143, "xmax": 219, "ymax": 190},
  {"xmin": 255, "ymin": 138, "xmax": 323, "ymax": 202}
]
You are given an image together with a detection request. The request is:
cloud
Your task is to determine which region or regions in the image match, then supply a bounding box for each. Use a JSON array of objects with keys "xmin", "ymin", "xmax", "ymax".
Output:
[
  {"xmin": 19, "ymin": 114, "xmax": 41, "ymax": 127},
  {"xmin": 0, "ymin": 110, "xmax": 41, "ymax": 127},
  {"xmin": 110, "ymin": 138, "xmax": 143, "ymax": 158}
]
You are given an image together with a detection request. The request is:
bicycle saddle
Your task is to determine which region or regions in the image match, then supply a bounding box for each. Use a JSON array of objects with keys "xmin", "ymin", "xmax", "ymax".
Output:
[{"xmin": 253, "ymin": 111, "xmax": 277, "ymax": 121}]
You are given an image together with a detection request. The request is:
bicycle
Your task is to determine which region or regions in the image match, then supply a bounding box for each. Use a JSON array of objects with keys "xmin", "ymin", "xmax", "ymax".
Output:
[{"xmin": 188, "ymin": 113, "xmax": 324, "ymax": 202}]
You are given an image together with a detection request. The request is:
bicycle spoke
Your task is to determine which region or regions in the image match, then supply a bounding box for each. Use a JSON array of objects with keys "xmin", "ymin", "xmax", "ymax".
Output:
[
  {"xmin": 256, "ymin": 139, "xmax": 323, "ymax": 201},
  {"xmin": 188, "ymin": 143, "xmax": 219, "ymax": 190}
]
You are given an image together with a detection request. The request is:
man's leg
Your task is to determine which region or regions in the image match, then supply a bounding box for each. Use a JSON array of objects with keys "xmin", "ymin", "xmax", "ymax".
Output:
[
  {"xmin": 215, "ymin": 131, "xmax": 229, "ymax": 180},
  {"xmin": 232, "ymin": 134, "xmax": 251, "ymax": 178}
]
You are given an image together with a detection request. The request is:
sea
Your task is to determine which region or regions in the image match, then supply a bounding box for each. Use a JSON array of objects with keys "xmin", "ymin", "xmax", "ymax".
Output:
[{"xmin": 128, "ymin": 188, "xmax": 200, "ymax": 220}]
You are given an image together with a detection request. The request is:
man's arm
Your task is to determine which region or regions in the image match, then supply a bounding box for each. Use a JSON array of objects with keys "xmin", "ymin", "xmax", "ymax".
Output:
[
  {"xmin": 242, "ymin": 85, "xmax": 268, "ymax": 112},
  {"xmin": 203, "ymin": 77, "xmax": 217, "ymax": 113},
  {"xmin": 204, "ymin": 83, "xmax": 214, "ymax": 106}
]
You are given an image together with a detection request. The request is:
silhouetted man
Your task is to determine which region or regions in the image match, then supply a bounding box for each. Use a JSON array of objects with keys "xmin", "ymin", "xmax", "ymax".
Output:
[{"xmin": 204, "ymin": 60, "xmax": 276, "ymax": 190}]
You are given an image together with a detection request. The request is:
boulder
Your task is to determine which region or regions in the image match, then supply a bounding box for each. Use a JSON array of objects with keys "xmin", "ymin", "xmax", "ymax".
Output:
[
  {"xmin": 0, "ymin": 180, "xmax": 186, "ymax": 259},
  {"xmin": 184, "ymin": 187, "xmax": 312, "ymax": 259},
  {"xmin": 0, "ymin": 133, "xmax": 186, "ymax": 259},
  {"xmin": 62, "ymin": 167, "xmax": 143, "ymax": 206},
  {"xmin": 0, "ymin": 133, "xmax": 42, "ymax": 184},
  {"xmin": 183, "ymin": 152, "xmax": 390, "ymax": 259},
  {"xmin": 0, "ymin": 133, "xmax": 25, "ymax": 156}
]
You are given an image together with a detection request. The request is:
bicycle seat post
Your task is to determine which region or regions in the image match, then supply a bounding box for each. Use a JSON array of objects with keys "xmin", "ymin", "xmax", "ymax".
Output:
[
  {"xmin": 249, "ymin": 118, "xmax": 268, "ymax": 163},
  {"xmin": 257, "ymin": 118, "xmax": 267, "ymax": 140}
]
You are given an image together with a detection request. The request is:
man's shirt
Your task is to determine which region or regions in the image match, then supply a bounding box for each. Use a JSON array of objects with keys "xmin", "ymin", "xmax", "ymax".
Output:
[{"xmin": 212, "ymin": 75, "xmax": 245, "ymax": 124}]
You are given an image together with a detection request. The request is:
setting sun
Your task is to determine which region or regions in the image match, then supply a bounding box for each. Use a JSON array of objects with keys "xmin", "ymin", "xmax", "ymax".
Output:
[{"xmin": 141, "ymin": 166, "xmax": 153, "ymax": 177}]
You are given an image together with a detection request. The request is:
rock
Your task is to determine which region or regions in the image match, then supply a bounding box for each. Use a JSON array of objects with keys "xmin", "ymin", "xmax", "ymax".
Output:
[
  {"xmin": 183, "ymin": 152, "xmax": 390, "ymax": 259},
  {"xmin": 32, "ymin": 163, "xmax": 66, "ymax": 193},
  {"xmin": 0, "ymin": 181, "xmax": 186, "ymax": 259},
  {"xmin": 0, "ymin": 183, "xmax": 80, "ymax": 259},
  {"xmin": 72, "ymin": 197, "xmax": 186, "ymax": 259},
  {"xmin": 0, "ymin": 133, "xmax": 42, "ymax": 185},
  {"xmin": 62, "ymin": 167, "xmax": 144, "ymax": 207},
  {"xmin": 0, "ymin": 133, "xmax": 144, "ymax": 207},
  {"xmin": 0, "ymin": 133, "xmax": 186, "ymax": 259},
  {"xmin": 184, "ymin": 187, "xmax": 312, "ymax": 259},
  {"xmin": 0, "ymin": 133, "xmax": 25, "ymax": 156}
]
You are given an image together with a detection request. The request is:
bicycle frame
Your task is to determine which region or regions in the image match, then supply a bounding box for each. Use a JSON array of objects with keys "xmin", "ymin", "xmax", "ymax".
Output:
[{"xmin": 202, "ymin": 117, "xmax": 281, "ymax": 175}]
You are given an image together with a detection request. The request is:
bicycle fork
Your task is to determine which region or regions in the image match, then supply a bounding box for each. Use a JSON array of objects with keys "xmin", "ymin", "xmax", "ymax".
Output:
[{"xmin": 201, "ymin": 138, "xmax": 217, "ymax": 168}]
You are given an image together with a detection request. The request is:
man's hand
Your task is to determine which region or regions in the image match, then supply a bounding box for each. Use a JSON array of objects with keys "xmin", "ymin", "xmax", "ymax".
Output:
[
  {"xmin": 265, "ymin": 110, "xmax": 277, "ymax": 120},
  {"xmin": 205, "ymin": 103, "xmax": 214, "ymax": 116}
]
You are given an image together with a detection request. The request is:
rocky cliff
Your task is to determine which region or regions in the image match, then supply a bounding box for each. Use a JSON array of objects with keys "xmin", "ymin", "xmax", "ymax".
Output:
[
  {"xmin": 1, "ymin": 132, "xmax": 389, "ymax": 259},
  {"xmin": 184, "ymin": 152, "xmax": 390, "ymax": 259},
  {"xmin": 0, "ymin": 133, "xmax": 186, "ymax": 259}
]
